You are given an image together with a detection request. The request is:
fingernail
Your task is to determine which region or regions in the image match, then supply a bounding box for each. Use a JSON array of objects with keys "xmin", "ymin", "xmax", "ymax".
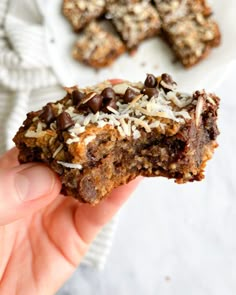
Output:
[{"xmin": 15, "ymin": 165, "xmax": 56, "ymax": 201}]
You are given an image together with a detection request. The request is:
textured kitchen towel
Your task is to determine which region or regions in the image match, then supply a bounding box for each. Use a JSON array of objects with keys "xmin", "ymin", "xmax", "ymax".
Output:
[{"xmin": 0, "ymin": 0, "xmax": 118, "ymax": 270}]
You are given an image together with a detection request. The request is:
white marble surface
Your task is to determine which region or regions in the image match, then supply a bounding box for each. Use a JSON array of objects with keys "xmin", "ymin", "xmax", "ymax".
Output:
[{"xmin": 57, "ymin": 66, "xmax": 236, "ymax": 294}]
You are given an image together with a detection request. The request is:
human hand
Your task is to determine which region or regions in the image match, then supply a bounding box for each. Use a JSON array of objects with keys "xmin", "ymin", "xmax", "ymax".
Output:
[{"xmin": 0, "ymin": 148, "xmax": 141, "ymax": 295}]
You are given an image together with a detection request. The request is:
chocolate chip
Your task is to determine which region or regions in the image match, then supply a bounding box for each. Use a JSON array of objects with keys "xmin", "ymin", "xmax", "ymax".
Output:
[
  {"xmin": 39, "ymin": 104, "xmax": 55, "ymax": 124},
  {"xmin": 193, "ymin": 90, "xmax": 201, "ymax": 100},
  {"xmin": 123, "ymin": 88, "xmax": 138, "ymax": 103},
  {"xmin": 72, "ymin": 90, "xmax": 85, "ymax": 107},
  {"xmin": 101, "ymin": 87, "xmax": 115, "ymax": 100},
  {"xmin": 23, "ymin": 111, "xmax": 39, "ymax": 129},
  {"xmin": 144, "ymin": 74, "xmax": 157, "ymax": 88},
  {"xmin": 103, "ymin": 98, "xmax": 118, "ymax": 113},
  {"xmin": 160, "ymin": 73, "xmax": 176, "ymax": 92},
  {"xmin": 161, "ymin": 73, "xmax": 175, "ymax": 85},
  {"xmin": 87, "ymin": 94, "xmax": 103, "ymax": 113},
  {"xmin": 56, "ymin": 111, "xmax": 75, "ymax": 131},
  {"xmin": 142, "ymin": 87, "xmax": 159, "ymax": 99}
]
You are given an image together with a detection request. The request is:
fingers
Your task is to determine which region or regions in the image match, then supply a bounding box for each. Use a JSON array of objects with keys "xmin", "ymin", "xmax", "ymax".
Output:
[
  {"xmin": 0, "ymin": 147, "xmax": 19, "ymax": 169},
  {"xmin": 0, "ymin": 162, "xmax": 61, "ymax": 225},
  {"xmin": 74, "ymin": 177, "xmax": 142, "ymax": 244}
]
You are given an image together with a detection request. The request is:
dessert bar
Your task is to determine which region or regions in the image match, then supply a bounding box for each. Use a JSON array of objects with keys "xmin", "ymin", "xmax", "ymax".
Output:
[
  {"xmin": 154, "ymin": 0, "xmax": 221, "ymax": 67},
  {"xmin": 72, "ymin": 22, "xmax": 125, "ymax": 68},
  {"xmin": 63, "ymin": 0, "xmax": 105, "ymax": 31},
  {"xmin": 14, "ymin": 74, "xmax": 220, "ymax": 205},
  {"xmin": 107, "ymin": 1, "xmax": 161, "ymax": 49}
]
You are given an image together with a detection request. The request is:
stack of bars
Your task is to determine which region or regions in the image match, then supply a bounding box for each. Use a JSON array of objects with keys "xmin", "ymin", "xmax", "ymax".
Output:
[{"xmin": 63, "ymin": 0, "xmax": 221, "ymax": 69}]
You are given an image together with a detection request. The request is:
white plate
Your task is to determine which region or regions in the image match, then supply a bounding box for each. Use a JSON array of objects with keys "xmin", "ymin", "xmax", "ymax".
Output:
[{"xmin": 38, "ymin": 0, "xmax": 236, "ymax": 92}]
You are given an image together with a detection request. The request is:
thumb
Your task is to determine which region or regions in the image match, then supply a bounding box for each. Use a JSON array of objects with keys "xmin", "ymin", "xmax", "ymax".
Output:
[{"xmin": 0, "ymin": 163, "xmax": 61, "ymax": 225}]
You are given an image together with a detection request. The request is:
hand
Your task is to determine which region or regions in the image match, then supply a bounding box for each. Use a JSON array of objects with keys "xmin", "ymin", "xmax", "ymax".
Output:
[{"xmin": 0, "ymin": 148, "xmax": 141, "ymax": 295}]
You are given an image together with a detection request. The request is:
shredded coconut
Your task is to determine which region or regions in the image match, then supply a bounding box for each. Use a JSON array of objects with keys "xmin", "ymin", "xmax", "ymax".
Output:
[
  {"xmin": 206, "ymin": 95, "xmax": 216, "ymax": 105},
  {"xmin": 52, "ymin": 81, "xmax": 193, "ymax": 142},
  {"xmin": 66, "ymin": 137, "xmax": 80, "ymax": 144},
  {"xmin": 84, "ymin": 135, "xmax": 96, "ymax": 145},
  {"xmin": 196, "ymin": 96, "xmax": 204, "ymax": 126},
  {"xmin": 57, "ymin": 161, "xmax": 83, "ymax": 170},
  {"xmin": 25, "ymin": 130, "xmax": 45, "ymax": 138},
  {"xmin": 52, "ymin": 144, "xmax": 63, "ymax": 158},
  {"xmin": 25, "ymin": 122, "xmax": 47, "ymax": 138}
]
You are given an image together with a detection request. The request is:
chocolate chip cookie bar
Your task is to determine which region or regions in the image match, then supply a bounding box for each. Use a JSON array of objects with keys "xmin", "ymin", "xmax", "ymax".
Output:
[
  {"xmin": 72, "ymin": 22, "xmax": 125, "ymax": 68},
  {"xmin": 13, "ymin": 74, "xmax": 220, "ymax": 205},
  {"xmin": 107, "ymin": 1, "xmax": 161, "ymax": 50},
  {"xmin": 155, "ymin": 0, "xmax": 221, "ymax": 67},
  {"xmin": 62, "ymin": 0, "xmax": 105, "ymax": 31}
]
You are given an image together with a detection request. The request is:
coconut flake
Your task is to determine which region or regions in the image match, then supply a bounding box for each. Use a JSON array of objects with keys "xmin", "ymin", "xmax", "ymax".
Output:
[
  {"xmin": 52, "ymin": 144, "xmax": 63, "ymax": 158},
  {"xmin": 25, "ymin": 130, "xmax": 45, "ymax": 138},
  {"xmin": 131, "ymin": 118, "xmax": 151, "ymax": 133},
  {"xmin": 82, "ymin": 92, "xmax": 97, "ymax": 104},
  {"xmin": 83, "ymin": 113, "xmax": 93, "ymax": 126},
  {"xmin": 69, "ymin": 125, "xmax": 86, "ymax": 135},
  {"xmin": 57, "ymin": 161, "xmax": 83, "ymax": 170},
  {"xmin": 196, "ymin": 96, "xmax": 204, "ymax": 126},
  {"xmin": 149, "ymin": 121, "xmax": 160, "ymax": 128},
  {"xmin": 133, "ymin": 129, "xmax": 141, "ymax": 139},
  {"xmin": 37, "ymin": 121, "xmax": 46, "ymax": 132},
  {"xmin": 32, "ymin": 116, "xmax": 39, "ymax": 122},
  {"xmin": 174, "ymin": 110, "xmax": 191, "ymax": 120},
  {"xmin": 84, "ymin": 135, "xmax": 96, "ymax": 145},
  {"xmin": 66, "ymin": 137, "xmax": 80, "ymax": 144},
  {"xmin": 117, "ymin": 126, "xmax": 126, "ymax": 137},
  {"xmin": 98, "ymin": 120, "xmax": 108, "ymax": 128},
  {"xmin": 112, "ymin": 83, "xmax": 139, "ymax": 95},
  {"xmin": 106, "ymin": 106, "xmax": 119, "ymax": 115},
  {"xmin": 167, "ymin": 91, "xmax": 192, "ymax": 108},
  {"xmin": 120, "ymin": 118, "xmax": 131, "ymax": 136},
  {"xmin": 206, "ymin": 95, "xmax": 216, "ymax": 105},
  {"xmin": 56, "ymin": 103, "xmax": 64, "ymax": 115},
  {"xmin": 25, "ymin": 121, "xmax": 47, "ymax": 138}
]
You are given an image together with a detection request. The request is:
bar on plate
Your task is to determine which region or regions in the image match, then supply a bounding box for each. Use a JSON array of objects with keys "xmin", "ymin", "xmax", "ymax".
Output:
[
  {"xmin": 107, "ymin": 1, "xmax": 161, "ymax": 50},
  {"xmin": 62, "ymin": 0, "xmax": 106, "ymax": 31},
  {"xmin": 72, "ymin": 22, "xmax": 126, "ymax": 68},
  {"xmin": 154, "ymin": 0, "xmax": 221, "ymax": 67}
]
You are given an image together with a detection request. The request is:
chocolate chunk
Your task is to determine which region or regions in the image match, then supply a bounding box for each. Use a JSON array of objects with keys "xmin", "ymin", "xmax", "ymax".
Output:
[
  {"xmin": 123, "ymin": 88, "xmax": 138, "ymax": 103},
  {"xmin": 72, "ymin": 90, "xmax": 85, "ymax": 107},
  {"xmin": 39, "ymin": 104, "xmax": 55, "ymax": 124},
  {"xmin": 87, "ymin": 94, "xmax": 103, "ymax": 113},
  {"xmin": 142, "ymin": 87, "xmax": 159, "ymax": 98},
  {"xmin": 101, "ymin": 87, "xmax": 116, "ymax": 100},
  {"xmin": 144, "ymin": 74, "xmax": 157, "ymax": 88},
  {"xmin": 103, "ymin": 98, "xmax": 118, "ymax": 113},
  {"xmin": 56, "ymin": 111, "xmax": 75, "ymax": 131}
]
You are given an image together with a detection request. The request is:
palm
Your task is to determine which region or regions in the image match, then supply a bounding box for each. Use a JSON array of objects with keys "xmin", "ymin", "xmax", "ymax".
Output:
[{"xmin": 0, "ymin": 149, "xmax": 140, "ymax": 294}]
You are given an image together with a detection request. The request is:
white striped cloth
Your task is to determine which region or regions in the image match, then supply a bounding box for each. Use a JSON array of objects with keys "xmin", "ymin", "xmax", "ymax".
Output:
[{"xmin": 0, "ymin": 0, "xmax": 118, "ymax": 270}]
